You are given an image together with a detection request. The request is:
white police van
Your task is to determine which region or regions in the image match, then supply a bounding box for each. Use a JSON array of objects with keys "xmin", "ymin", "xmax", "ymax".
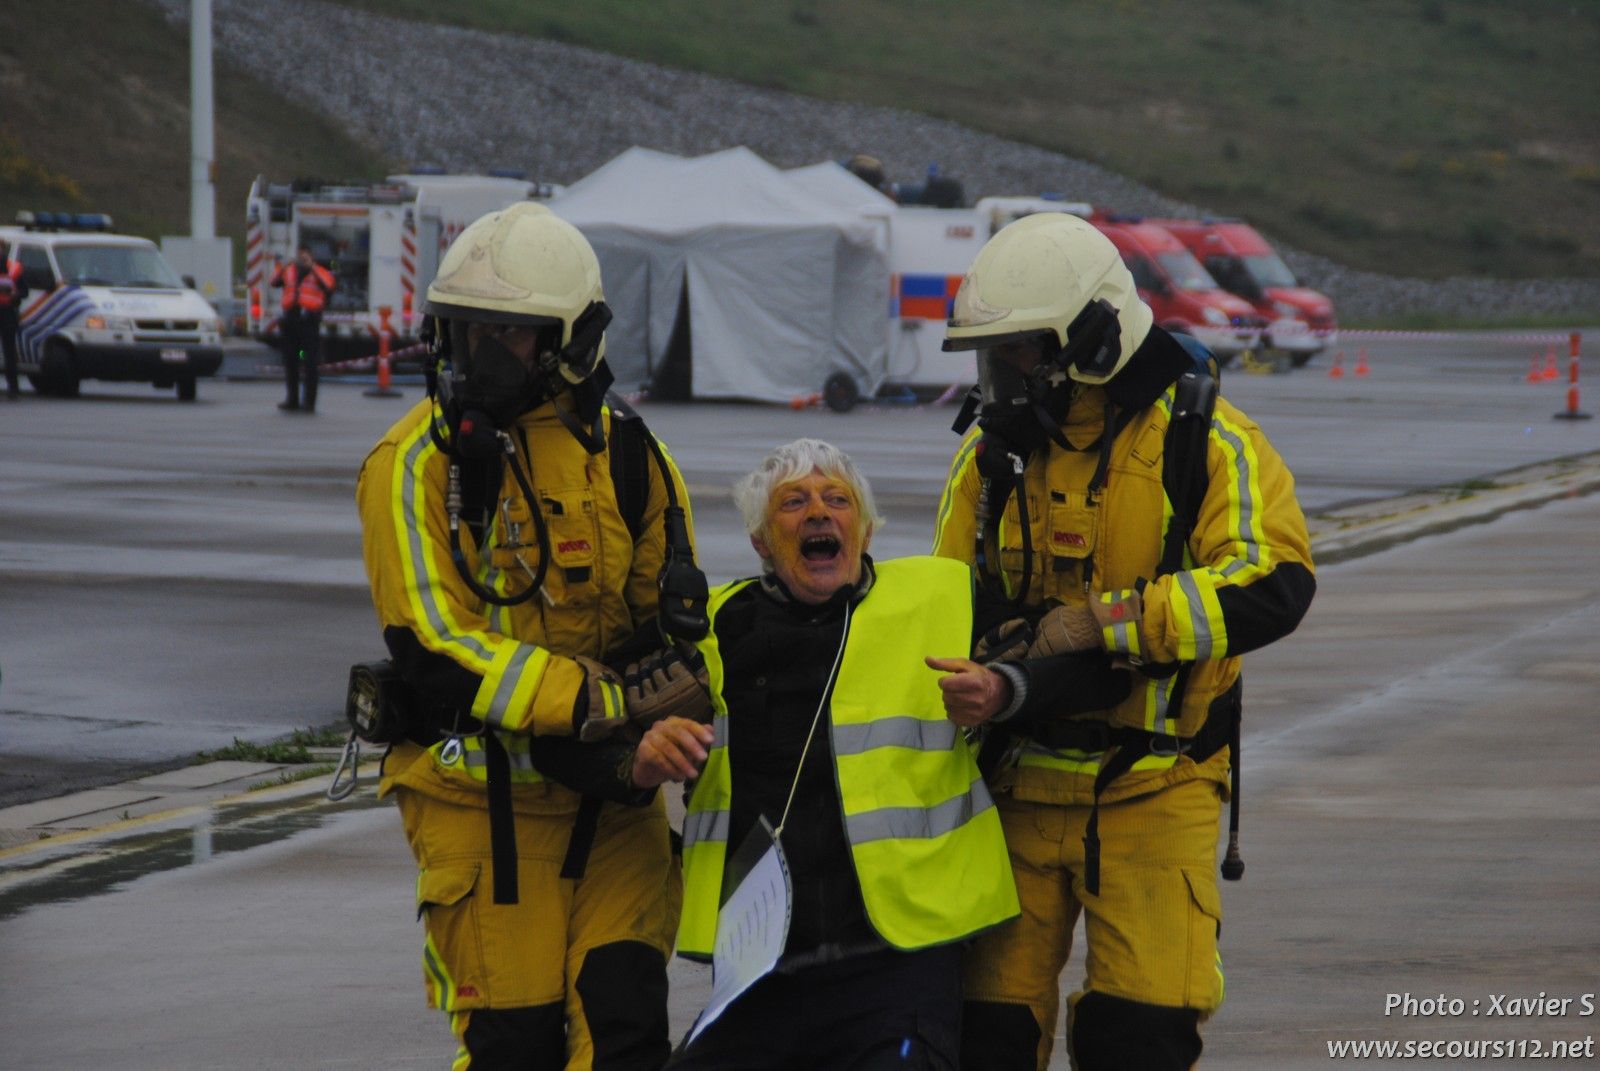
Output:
[{"xmin": 1, "ymin": 212, "xmax": 224, "ymax": 400}]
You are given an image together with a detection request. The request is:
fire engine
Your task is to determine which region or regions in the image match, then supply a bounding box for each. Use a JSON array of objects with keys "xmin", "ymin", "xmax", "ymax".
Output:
[{"xmin": 244, "ymin": 173, "xmax": 561, "ymax": 358}]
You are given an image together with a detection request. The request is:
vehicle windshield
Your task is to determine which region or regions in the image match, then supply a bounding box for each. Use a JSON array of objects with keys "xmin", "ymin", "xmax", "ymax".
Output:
[
  {"xmin": 55, "ymin": 244, "xmax": 184, "ymax": 289},
  {"xmin": 1155, "ymin": 250, "xmax": 1219, "ymax": 291},
  {"xmin": 1242, "ymin": 253, "xmax": 1298, "ymax": 289}
]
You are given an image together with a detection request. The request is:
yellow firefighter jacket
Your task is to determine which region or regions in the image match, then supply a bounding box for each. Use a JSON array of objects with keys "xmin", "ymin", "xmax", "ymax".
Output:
[
  {"xmin": 932, "ymin": 357, "xmax": 1314, "ymax": 807},
  {"xmin": 357, "ymin": 394, "xmax": 693, "ymax": 814}
]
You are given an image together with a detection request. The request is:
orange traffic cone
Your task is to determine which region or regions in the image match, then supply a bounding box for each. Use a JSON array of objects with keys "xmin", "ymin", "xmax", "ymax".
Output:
[
  {"xmin": 1543, "ymin": 347, "xmax": 1560, "ymax": 380},
  {"xmin": 1328, "ymin": 351, "xmax": 1345, "ymax": 378},
  {"xmin": 1354, "ymin": 349, "xmax": 1370, "ymax": 376},
  {"xmin": 1527, "ymin": 354, "xmax": 1545, "ymax": 384}
]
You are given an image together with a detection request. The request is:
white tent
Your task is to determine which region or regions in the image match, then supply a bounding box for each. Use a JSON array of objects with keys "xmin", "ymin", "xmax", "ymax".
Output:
[{"xmin": 549, "ymin": 148, "xmax": 890, "ymax": 403}]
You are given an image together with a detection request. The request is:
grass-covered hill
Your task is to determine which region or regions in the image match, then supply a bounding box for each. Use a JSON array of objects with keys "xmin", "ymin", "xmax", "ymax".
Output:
[
  {"xmin": 3, "ymin": 0, "xmax": 1596, "ymax": 285},
  {"xmin": 329, "ymin": 0, "xmax": 1600, "ymax": 281}
]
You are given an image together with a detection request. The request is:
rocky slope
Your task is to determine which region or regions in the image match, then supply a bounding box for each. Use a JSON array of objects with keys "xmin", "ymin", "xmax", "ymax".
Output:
[{"xmin": 149, "ymin": 0, "xmax": 1598, "ymax": 322}]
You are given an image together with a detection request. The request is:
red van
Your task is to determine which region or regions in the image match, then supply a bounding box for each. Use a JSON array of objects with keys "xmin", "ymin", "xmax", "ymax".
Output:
[
  {"xmin": 1155, "ymin": 219, "xmax": 1337, "ymax": 365},
  {"xmin": 1090, "ymin": 218, "xmax": 1262, "ymax": 363}
]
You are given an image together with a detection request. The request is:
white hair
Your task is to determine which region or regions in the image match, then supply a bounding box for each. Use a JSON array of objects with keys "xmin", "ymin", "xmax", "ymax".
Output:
[{"xmin": 731, "ymin": 438, "xmax": 886, "ymax": 539}]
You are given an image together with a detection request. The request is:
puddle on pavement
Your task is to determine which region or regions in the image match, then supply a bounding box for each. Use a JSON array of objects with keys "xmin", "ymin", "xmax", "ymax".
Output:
[{"xmin": 0, "ymin": 790, "xmax": 389, "ymax": 921}]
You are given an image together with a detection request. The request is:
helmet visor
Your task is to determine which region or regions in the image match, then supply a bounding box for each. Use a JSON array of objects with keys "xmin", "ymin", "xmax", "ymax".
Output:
[{"xmin": 976, "ymin": 333, "xmax": 1054, "ymax": 411}]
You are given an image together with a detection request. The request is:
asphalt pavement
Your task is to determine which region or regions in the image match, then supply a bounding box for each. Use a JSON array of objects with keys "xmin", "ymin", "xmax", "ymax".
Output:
[{"xmin": 1, "ymin": 333, "xmax": 1598, "ymax": 1066}]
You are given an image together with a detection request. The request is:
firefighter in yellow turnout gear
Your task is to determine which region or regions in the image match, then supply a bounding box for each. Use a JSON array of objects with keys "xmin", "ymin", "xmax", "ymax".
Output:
[
  {"xmin": 357, "ymin": 203, "xmax": 696, "ymax": 1070},
  {"xmin": 933, "ymin": 214, "xmax": 1316, "ymax": 1070}
]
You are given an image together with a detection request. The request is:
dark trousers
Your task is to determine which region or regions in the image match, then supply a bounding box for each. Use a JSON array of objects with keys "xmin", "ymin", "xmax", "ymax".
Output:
[
  {"xmin": 1, "ymin": 309, "xmax": 19, "ymax": 394},
  {"xmin": 280, "ymin": 310, "xmax": 322, "ymax": 409},
  {"xmin": 669, "ymin": 945, "xmax": 962, "ymax": 1071}
]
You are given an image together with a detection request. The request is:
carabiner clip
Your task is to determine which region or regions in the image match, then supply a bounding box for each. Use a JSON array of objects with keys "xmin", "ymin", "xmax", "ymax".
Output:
[{"xmin": 327, "ymin": 731, "xmax": 361, "ymax": 801}]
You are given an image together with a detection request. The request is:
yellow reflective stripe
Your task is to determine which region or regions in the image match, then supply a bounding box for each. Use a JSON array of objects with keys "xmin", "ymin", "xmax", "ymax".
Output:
[
  {"xmin": 470, "ymin": 640, "xmax": 551, "ymax": 731},
  {"xmin": 423, "ymin": 931, "xmax": 456, "ymax": 1010},
  {"xmin": 932, "ymin": 432, "xmax": 981, "ymax": 555},
  {"xmin": 1016, "ymin": 744, "xmax": 1179, "ymax": 777},
  {"xmin": 1215, "ymin": 948, "xmax": 1226, "ymax": 1005},
  {"xmin": 1141, "ymin": 671, "xmax": 1178, "ymax": 734},
  {"xmin": 1208, "ymin": 409, "xmax": 1272, "ymax": 582},
  {"xmin": 456, "ymin": 734, "xmax": 547, "ymax": 783},
  {"xmin": 1099, "ymin": 589, "xmax": 1142, "ymax": 659},
  {"xmin": 391, "ymin": 418, "xmax": 496, "ymax": 675},
  {"xmin": 1172, "ymin": 569, "xmax": 1225, "ymax": 662},
  {"xmin": 449, "ymin": 1012, "xmax": 472, "ymax": 1071}
]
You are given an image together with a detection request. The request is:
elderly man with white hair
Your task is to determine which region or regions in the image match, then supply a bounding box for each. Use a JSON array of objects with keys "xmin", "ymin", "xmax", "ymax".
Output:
[{"xmin": 624, "ymin": 437, "xmax": 1022, "ymax": 1069}]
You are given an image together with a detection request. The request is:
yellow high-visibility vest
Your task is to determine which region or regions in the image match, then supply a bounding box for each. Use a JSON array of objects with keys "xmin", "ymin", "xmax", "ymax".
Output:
[{"xmin": 677, "ymin": 556, "xmax": 1019, "ymax": 959}]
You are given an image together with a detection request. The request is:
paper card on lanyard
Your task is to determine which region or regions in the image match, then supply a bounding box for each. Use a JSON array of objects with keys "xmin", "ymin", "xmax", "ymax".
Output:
[{"xmin": 683, "ymin": 815, "xmax": 793, "ymax": 1050}]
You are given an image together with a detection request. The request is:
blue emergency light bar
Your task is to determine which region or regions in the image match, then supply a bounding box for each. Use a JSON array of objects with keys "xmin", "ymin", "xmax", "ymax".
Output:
[{"xmin": 14, "ymin": 210, "xmax": 115, "ymax": 232}]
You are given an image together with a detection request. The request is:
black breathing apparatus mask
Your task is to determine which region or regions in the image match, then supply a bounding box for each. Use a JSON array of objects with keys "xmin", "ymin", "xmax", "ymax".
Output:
[{"xmin": 428, "ymin": 301, "xmax": 613, "ymax": 460}]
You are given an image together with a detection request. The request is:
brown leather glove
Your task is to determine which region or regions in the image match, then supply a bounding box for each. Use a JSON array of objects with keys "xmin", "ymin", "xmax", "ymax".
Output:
[
  {"xmin": 623, "ymin": 645, "xmax": 713, "ymax": 727},
  {"xmin": 974, "ymin": 617, "xmax": 1035, "ymax": 664},
  {"xmin": 573, "ymin": 655, "xmax": 629, "ymax": 741},
  {"xmin": 1027, "ymin": 603, "xmax": 1102, "ymax": 658}
]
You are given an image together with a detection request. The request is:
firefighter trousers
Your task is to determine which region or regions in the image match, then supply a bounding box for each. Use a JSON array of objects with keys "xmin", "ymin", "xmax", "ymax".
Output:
[
  {"xmin": 397, "ymin": 787, "xmax": 682, "ymax": 1071},
  {"xmin": 960, "ymin": 778, "xmax": 1225, "ymax": 1071}
]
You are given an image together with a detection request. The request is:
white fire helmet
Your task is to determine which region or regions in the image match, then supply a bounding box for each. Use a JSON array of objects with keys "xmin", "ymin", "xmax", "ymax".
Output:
[{"xmin": 943, "ymin": 212, "xmax": 1152, "ymax": 386}]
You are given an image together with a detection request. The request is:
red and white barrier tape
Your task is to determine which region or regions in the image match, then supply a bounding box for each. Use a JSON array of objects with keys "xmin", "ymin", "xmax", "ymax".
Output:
[{"xmin": 1338, "ymin": 329, "xmax": 1573, "ymax": 344}]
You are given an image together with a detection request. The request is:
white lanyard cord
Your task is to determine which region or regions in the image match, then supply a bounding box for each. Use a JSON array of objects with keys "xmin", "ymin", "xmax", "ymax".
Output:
[{"xmin": 774, "ymin": 600, "xmax": 851, "ymax": 840}]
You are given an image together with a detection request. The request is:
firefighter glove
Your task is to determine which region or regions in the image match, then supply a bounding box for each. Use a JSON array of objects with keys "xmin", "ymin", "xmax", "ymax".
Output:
[
  {"xmin": 623, "ymin": 645, "xmax": 712, "ymax": 727},
  {"xmin": 974, "ymin": 617, "xmax": 1035, "ymax": 664},
  {"xmin": 1027, "ymin": 603, "xmax": 1103, "ymax": 658},
  {"xmin": 573, "ymin": 655, "xmax": 629, "ymax": 741}
]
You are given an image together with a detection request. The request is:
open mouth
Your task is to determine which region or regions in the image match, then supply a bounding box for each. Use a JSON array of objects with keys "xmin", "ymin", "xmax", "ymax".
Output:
[{"xmin": 800, "ymin": 535, "xmax": 841, "ymax": 562}]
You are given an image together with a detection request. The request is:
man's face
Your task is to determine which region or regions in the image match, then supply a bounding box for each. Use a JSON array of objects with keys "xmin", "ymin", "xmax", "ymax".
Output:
[{"xmin": 752, "ymin": 470, "xmax": 868, "ymax": 605}]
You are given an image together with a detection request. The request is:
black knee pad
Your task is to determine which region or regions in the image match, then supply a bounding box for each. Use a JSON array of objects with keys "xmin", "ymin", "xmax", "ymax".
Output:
[
  {"xmin": 960, "ymin": 1000, "xmax": 1040, "ymax": 1071},
  {"xmin": 1069, "ymin": 991, "xmax": 1202, "ymax": 1071},
  {"xmin": 576, "ymin": 940, "xmax": 669, "ymax": 1071},
  {"xmin": 461, "ymin": 1003, "xmax": 565, "ymax": 1069}
]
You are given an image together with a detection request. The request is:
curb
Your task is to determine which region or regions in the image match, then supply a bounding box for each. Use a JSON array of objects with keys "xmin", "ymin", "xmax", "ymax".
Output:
[{"xmin": 1307, "ymin": 450, "xmax": 1600, "ymax": 564}]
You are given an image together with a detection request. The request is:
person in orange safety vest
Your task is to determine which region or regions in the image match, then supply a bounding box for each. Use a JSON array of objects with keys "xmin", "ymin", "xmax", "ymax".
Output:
[{"xmin": 270, "ymin": 245, "xmax": 336, "ymax": 412}]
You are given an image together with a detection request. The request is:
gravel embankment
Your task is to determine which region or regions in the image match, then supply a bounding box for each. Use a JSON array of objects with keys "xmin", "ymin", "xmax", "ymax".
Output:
[{"xmin": 150, "ymin": 0, "xmax": 1598, "ymax": 321}]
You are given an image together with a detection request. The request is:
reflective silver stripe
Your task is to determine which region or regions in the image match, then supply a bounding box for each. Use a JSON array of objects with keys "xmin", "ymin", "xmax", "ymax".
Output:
[
  {"xmin": 1108, "ymin": 619, "xmax": 1137, "ymax": 654},
  {"xmin": 1150, "ymin": 673, "xmax": 1175, "ymax": 736},
  {"xmin": 400, "ymin": 428, "xmax": 492, "ymax": 662},
  {"xmin": 1213, "ymin": 420, "xmax": 1261, "ymax": 566},
  {"xmin": 1219, "ymin": 559, "xmax": 1248, "ymax": 579},
  {"xmin": 833, "ymin": 717, "xmax": 959, "ymax": 755},
  {"xmin": 710, "ymin": 714, "xmax": 728, "ymax": 750},
  {"xmin": 463, "ymin": 744, "xmax": 537, "ymax": 773},
  {"xmin": 484, "ymin": 644, "xmax": 536, "ymax": 729},
  {"xmin": 933, "ymin": 436, "xmax": 981, "ymax": 548},
  {"xmin": 683, "ymin": 808, "xmax": 730, "ymax": 848},
  {"xmin": 1176, "ymin": 571, "xmax": 1213, "ymax": 661},
  {"xmin": 844, "ymin": 777, "xmax": 994, "ymax": 845}
]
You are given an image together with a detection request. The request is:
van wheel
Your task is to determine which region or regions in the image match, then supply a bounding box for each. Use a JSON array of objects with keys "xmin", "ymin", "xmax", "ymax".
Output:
[
  {"xmin": 26, "ymin": 374, "xmax": 45, "ymax": 394},
  {"xmin": 42, "ymin": 339, "xmax": 80, "ymax": 398},
  {"xmin": 176, "ymin": 376, "xmax": 197, "ymax": 401},
  {"xmin": 823, "ymin": 372, "xmax": 860, "ymax": 413}
]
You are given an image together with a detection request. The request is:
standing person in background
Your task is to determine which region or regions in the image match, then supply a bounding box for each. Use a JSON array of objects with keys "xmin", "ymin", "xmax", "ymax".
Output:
[
  {"xmin": 0, "ymin": 238, "xmax": 29, "ymax": 400},
  {"xmin": 270, "ymin": 244, "xmax": 335, "ymax": 412},
  {"xmin": 934, "ymin": 213, "xmax": 1315, "ymax": 1070},
  {"xmin": 357, "ymin": 202, "xmax": 701, "ymax": 1069}
]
